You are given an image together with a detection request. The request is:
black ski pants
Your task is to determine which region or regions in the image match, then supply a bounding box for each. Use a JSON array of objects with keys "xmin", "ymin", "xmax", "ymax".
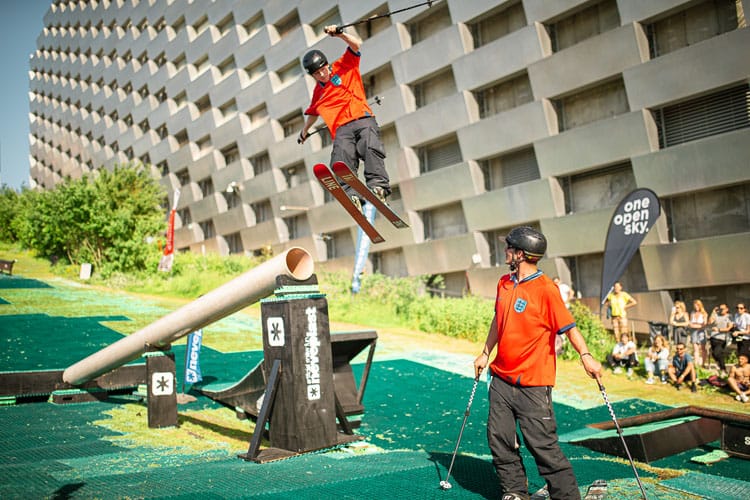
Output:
[
  {"xmin": 487, "ymin": 375, "xmax": 581, "ymax": 500},
  {"xmin": 330, "ymin": 116, "xmax": 389, "ymax": 199}
]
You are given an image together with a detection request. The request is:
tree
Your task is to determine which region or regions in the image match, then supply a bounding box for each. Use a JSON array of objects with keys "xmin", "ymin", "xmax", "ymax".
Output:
[
  {"xmin": 12, "ymin": 164, "xmax": 166, "ymax": 275},
  {"xmin": 0, "ymin": 186, "xmax": 21, "ymax": 242}
]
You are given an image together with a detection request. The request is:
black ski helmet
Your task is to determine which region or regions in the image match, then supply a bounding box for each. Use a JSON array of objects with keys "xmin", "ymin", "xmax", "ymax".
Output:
[
  {"xmin": 302, "ymin": 50, "xmax": 328, "ymax": 75},
  {"xmin": 505, "ymin": 226, "xmax": 547, "ymax": 263}
]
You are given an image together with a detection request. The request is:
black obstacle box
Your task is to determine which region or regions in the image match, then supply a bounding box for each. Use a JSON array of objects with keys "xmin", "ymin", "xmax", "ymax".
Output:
[{"xmin": 260, "ymin": 295, "xmax": 338, "ymax": 453}]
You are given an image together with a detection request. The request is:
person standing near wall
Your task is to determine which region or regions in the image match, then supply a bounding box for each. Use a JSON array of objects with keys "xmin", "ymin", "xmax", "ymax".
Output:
[
  {"xmin": 474, "ymin": 226, "xmax": 602, "ymax": 500},
  {"xmin": 605, "ymin": 281, "xmax": 637, "ymax": 338},
  {"xmin": 732, "ymin": 303, "xmax": 750, "ymax": 358},
  {"xmin": 689, "ymin": 299, "xmax": 709, "ymax": 368}
]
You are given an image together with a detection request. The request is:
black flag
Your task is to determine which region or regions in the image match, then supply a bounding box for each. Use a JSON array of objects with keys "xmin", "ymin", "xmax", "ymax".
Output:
[{"xmin": 600, "ymin": 188, "xmax": 661, "ymax": 304}]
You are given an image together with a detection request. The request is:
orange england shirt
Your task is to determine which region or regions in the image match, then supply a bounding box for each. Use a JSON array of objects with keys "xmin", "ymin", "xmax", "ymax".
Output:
[
  {"xmin": 304, "ymin": 48, "xmax": 372, "ymax": 139},
  {"xmin": 490, "ymin": 271, "xmax": 575, "ymax": 387}
]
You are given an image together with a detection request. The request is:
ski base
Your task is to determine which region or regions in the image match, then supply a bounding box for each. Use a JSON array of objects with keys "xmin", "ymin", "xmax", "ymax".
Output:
[
  {"xmin": 331, "ymin": 161, "xmax": 409, "ymax": 229},
  {"xmin": 313, "ymin": 164, "xmax": 384, "ymax": 244},
  {"xmin": 529, "ymin": 479, "xmax": 607, "ymax": 500},
  {"xmin": 583, "ymin": 479, "xmax": 608, "ymax": 500}
]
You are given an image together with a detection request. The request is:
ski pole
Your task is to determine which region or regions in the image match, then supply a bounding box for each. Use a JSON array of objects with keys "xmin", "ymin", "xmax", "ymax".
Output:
[
  {"xmin": 298, "ymin": 96, "xmax": 384, "ymax": 143},
  {"xmin": 334, "ymin": 1, "xmax": 439, "ymax": 33},
  {"xmin": 440, "ymin": 374, "xmax": 480, "ymax": 491},
  {"xmin": 596, "ymin": 377, "xmax": 648, "ymax": 499}
]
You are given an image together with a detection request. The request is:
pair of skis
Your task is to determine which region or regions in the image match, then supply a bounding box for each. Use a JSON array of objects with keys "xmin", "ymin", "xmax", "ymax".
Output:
[{"xmin": 313, "ymin": 161, "xmax": 408, "ymax": 244}]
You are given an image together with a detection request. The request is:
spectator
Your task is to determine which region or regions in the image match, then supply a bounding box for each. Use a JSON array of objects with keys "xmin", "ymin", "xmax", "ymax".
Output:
[
  {"xmin": 669, "ymin": 300, "xmax": 691, "ymax": 345},
  {"xmin": 709, "ymin": 303, "xmax": 734, "ymax": 377},
  {"xmin": 644, "ymin": 334, "xmax": 670, "ymax": 384},
  {"xmin": 606, "ymin": 332, "xmax": 639, "ymax": 377},
  {"xmin": 667, "ymin": 342, "xmax": 698, "ymax": 392},
  {"xmin": 553, "ymin": 277, "xmax": 574, "ymax": 308},
  {"xmin": 732, "ymin": 303, "xmax": 750, "ymax": 358},
  {"xmin": 605, "ymin": 282, "xmax": 637, "ymax": 339},
  {"xmin": 726, "ymin": 353, "xmax": 750, "ymax": 403},
  {"xmin": 689, "ymin": 299, "xmax": 709, "ymax": 368}
]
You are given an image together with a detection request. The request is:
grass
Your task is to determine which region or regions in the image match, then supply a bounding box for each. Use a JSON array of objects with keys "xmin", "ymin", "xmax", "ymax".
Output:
[{"xmin": 1, "ymin": 241, "xmax": 746, "ymax": 413}]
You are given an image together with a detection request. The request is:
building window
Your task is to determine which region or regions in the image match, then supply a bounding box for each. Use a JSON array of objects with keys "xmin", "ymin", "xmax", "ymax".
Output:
[
  {"xmin": 218, "ymin": 55, "xmax": 236, "ymax": 76},
  {"xmin": 173, "ymin": 53, "xmax": 186, "ymax": 70},
  {"xmin": 219, "ymin": 99, "xmax": 237, "ymax": 119},
  {"xmin": 417, "ymin": 136, "xmax": 463, "ymax": 174},
  {"xmin": 195, "ymin": 95, "xmax": 211, "ymax": 114},
  {"xmin": 251, "ymin": 200, "xmax": 272, "ymax": 222},
  {"xmin": 193, "ymin": 15, "xmax": 209, "ymax": 35},
  {"xmin": 666, "ymin": 183, "xmax": 750, "ymax": 241},
  {"xmin": 353, "ymin": 5, "xmax": 391, "ymax": 40},
  {"xmin": 364, "ymin": 64, "xmax": 395, "ymax": 100},
  {"xmin": 554, "ymin": 78, "xmax": 629, "ymax": 131},
  {"xmin": 653, "ymin": 84, "xmax": 749, "ymax": 148},
  {"xmin": 216, "ymin": 14, "xmax": 235, "ymax": 35},
  {"xmin": 199, "ymin": 220, "xmax": 216, "ymax": 239},
  {"xmin": 177, "ymin": 207, "xmax": 191, "ymax": 225},
  {"xmin": 247, "ymin": 104, "xmax": 269, "ymax": 128},
  {"xmin": 560, "ymin": 162, "xmax": 636, "ymax": 214},
  {"xmin": 474, "ymin": 73, "xmax": 533, "ymax": 118},
  {"xmin": 198, "ymin": 177, "xmax": 214, "ymax": 196},
  {"xmin": 277, "ymin": 60, "xmax": 302, "ymax": 85},
  {"xmin": 226, "ymin": 232, "xmax": 243, "ymax": 254},
  {"xmin": 479, "ymin": 147, "xmax": 540, "ymax": 190},
  {"xmin": 312, "ymin": 9, "xmax": 342, "ymax": 40},
  {"xmin": 221, "ymin": 143, "xmax": 239, "ymax": 165},
  {"xmin": 407, "ymin": 1, "xmax": 452, "ymax": 45},
  {"xmin": 371, "ymin": 248, "xmax": 408, "ymax": 277},
  {"xmin": 547, "ymin": 0, "xmax": 620, "ymax": 52},
  {"xmin": 196, "ymin": 135, "xmax": 211, "ymax": 151},
  {"xmin": 421, "ymin": 202, "xmax": 467, "ymax": 240},
  {"xmin": 285, "ymin": 214, "xmax": 310, "ymax": 240},
  {"xmin": 243, "ymin": 13, "xmax": 264, "ymax": 38},
  {"xmin": 469, "ymin": 1, "xmax": 526, "ymax": 48},
  {"xmin": 412, "ymin": 69, "xmax": 456, "ymax": 109},
  {"xmin": 646, "ymin": 0, "xmax": 740, "ymax": 58},
  {"xmin": 281, "ymin": 162, "xmax": 307, "ymax": 188},
  {"xmin": 244, "ymin": 58, "xmax": 267, "ymax": 82},
  {"xmin": 280, "ymin": 112, "xmax": 304, "ymax": 137},
  {"xmin": 251, "ymin": 152, "xmax": 271, "ymax": 175},
  {"xmin": 275, "ymin": 11, "xmax": 300, "ymax": 38},
  {"xmin": 194, "ymin": 55, "xmax": 210, "ymax": 74},
  {"xmin": 224, "ymin": 189, "xmax": 241, "ymax": 209},
  {"xmin": 325, "ymin": 229, "xmax": 354, "ymax": 260}
]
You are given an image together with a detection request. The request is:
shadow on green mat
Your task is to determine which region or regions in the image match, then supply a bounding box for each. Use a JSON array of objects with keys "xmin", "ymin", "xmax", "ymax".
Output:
[{"xmin": 0, "ymin": 275, "xmax": 52, "ymax": 289}]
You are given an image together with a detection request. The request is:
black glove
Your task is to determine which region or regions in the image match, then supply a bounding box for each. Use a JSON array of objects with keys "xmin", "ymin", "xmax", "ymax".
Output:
[{"xmin": 297, "ymin": 130, "xmax": 307, "ymax": 144}]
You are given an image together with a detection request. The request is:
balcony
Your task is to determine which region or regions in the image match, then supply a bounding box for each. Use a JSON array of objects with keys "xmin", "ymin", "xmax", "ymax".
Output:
[
  {"xmin": 528, "ymin": 23, "xmax": 648, "ymax": 100},
  {"xmin": 464, "ymin": 178, "xmax": 563, "ymax": 232},
  {"xmin": 536, "ymin": 110, "xmax": 657, "ymax": 178},
  {"xmin": 632, "ymin": 128, "xmax": 750, "ymax": 197}
]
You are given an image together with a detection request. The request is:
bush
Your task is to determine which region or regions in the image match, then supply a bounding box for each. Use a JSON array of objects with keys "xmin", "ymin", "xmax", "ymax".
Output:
[
  {"xmin": 559, "ymin": 301, "xmax": 612, "ymax": 361},
  {"xmin": 8, "ymin": 163, "xmax": 166, "ymax": 276}
]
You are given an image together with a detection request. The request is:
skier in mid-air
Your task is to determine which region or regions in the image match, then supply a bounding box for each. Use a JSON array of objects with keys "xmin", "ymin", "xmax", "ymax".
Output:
[{"xmin": 298, "ymin": 25, "xmax": 390, "ymax": 212}]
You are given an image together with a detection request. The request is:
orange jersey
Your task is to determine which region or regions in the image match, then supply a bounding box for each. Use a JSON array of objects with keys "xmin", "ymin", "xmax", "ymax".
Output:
[
  {"xmin": 490, "ymin": 271, "xmax": 575, "ymax": 387},
  {"xmin": 304, "ymin": 48, "xmax": 372, "ymax": 139}
]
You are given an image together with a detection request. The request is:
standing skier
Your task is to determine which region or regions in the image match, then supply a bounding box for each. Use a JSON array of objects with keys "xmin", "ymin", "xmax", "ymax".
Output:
[
  {"xmin": 474, "ymin": 226, "xmax": 602, "ymax": 499},
  {"xmin": 298, "ymin": 25, "xmax": 390, "ymax": 211}
]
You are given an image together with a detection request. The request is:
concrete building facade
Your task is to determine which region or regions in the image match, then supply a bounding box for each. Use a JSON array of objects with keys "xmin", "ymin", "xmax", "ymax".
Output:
[{"xmin": 28, "ymin": 0, "xmax": 750, "ymax": 324}]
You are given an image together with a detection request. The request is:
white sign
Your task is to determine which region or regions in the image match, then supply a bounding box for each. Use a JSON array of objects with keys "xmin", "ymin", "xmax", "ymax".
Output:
[
  {"xmin": 267, "ymin": 317, "xmax": 285, "ymax": 347},
  {"xmin": 304, "ymin": 306, "xmax": 321, "ymax": 400},
  {"xmin": 151, "ymin": 372, "xmax": 174, "ymax": 396}
]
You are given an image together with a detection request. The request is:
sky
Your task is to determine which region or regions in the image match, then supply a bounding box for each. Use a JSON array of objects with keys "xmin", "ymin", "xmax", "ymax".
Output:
[{"xmin": 0, "ymin": 1, "xmax": 53, "ymax": 191}]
